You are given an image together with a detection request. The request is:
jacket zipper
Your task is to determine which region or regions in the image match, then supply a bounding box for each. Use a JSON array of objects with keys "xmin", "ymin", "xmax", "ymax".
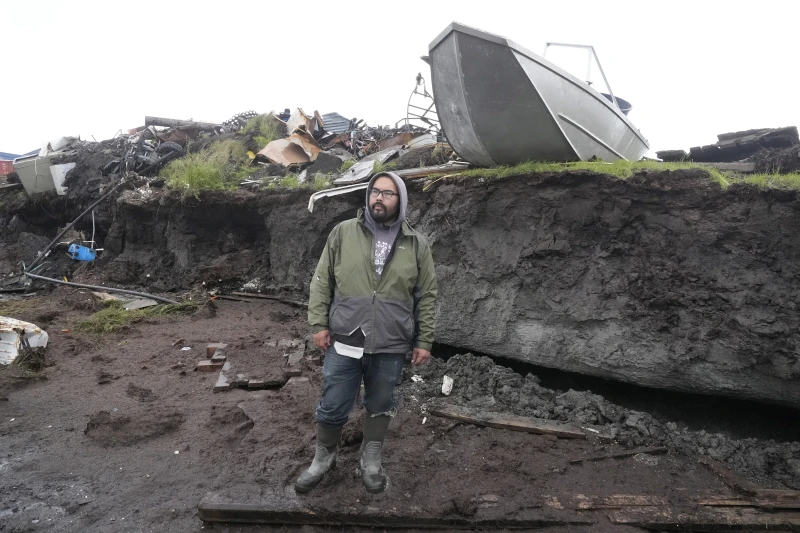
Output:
[{"xmin": 361, "ymin": 218, "xmax": 404, "ymax": 355}]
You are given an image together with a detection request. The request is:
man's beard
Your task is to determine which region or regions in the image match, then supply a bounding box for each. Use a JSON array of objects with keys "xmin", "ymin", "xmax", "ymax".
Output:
[{"xmin": 370, "ymin": 202, "xmax": 397, "ymax": 223}]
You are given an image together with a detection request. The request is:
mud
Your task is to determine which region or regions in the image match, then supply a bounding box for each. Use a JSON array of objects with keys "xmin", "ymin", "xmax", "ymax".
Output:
[
  {"xmin": 408, "ymin": 353, "xmax": 800, "ymax": 489},
  {"xmin": 0, "ymin": 290, "xmax": 795, "ymax": 532},
  {"xmin": 84, "ymin": 408, "xmax": 185, "ymax": 447}
]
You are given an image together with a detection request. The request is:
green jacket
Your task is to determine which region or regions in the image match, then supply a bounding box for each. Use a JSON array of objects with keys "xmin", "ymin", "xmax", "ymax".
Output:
[{"xmin": 308, "ymin": 209, "xmax": 438, "ymax": 353}]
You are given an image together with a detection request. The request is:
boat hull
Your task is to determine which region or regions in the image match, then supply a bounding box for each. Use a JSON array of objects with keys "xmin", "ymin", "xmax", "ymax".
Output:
[{"xmin": 429, "ymin": 24, "xmax": 650, "ymax": 165}]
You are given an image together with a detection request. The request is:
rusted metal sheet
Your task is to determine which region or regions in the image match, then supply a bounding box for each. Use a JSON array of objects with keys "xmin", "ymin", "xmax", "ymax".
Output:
[
  {"xmin": 258, "ymin": 139, "xmax": 310, "ymax": 166},
  {"xmin": 258, "ymin": 131, "xmax": 322, "ymax": 167},
  {"xmin": 0, "ymin": 160, "xmax": 13, "ymax": 176},
  {"xmin": 288, "ymin": 130, "xmax": 321, "ymax": 161}
]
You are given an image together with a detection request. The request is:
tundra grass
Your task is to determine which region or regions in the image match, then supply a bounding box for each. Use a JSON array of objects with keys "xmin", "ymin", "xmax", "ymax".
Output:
[
  {"xmin": 162, "ymin": 139, "xmax": 251, "ymax": 195},
  {"xmin": 456, "ymin": 160, "xmax": 731, "ymax": 188},
  {"xmin": 74, "ymin": 300, "xmax": 200, "ymax": 334},
  {"xmin": 737, "ymin": 173, "xmax": 800, "ymax": 190},
  {"xmin": 242, "ymin": 114, "xmax": 284, "ymax": 149}
]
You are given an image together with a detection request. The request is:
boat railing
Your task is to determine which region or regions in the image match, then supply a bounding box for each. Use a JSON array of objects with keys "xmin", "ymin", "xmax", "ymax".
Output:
[{"xmin": 542, "ymin": 42, "xmax": 622, "ymax": 113}]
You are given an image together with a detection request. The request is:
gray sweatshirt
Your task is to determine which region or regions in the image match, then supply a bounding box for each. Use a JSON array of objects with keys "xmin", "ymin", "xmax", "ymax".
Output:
[{"xmin": 362, "ymin": 172, "xmax": 408, "ymax": 279}]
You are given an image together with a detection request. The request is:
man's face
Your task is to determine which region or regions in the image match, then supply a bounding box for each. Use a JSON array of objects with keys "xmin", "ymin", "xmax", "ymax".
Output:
[{"xmin": 369, "ymin": 176, "xmax": 400, "ymax": 224}]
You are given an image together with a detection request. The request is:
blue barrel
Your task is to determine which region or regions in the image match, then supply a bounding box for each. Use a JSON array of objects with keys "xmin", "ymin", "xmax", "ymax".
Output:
[{"xmin": 68, "ymin": 244, "xmax": 97, "ymax": 262}]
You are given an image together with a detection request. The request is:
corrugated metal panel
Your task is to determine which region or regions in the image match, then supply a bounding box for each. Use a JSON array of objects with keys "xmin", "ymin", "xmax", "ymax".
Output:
[
  {"xmin": 0, "ymin": 152, "xmax": 22, "ymax": 160},
  {"xmin": 321, "ymin": 112, "xmax": 351, "ymax": 134}
]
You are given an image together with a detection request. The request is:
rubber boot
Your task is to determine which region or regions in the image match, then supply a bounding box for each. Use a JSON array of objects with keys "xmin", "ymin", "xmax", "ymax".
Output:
[
  {"xmin": 295, "ymin": 425, "xmax": 342, "ymax": 493},
  {"xmin": 359, "ymin": 415, "xmax": 391, "ymax": 494}
]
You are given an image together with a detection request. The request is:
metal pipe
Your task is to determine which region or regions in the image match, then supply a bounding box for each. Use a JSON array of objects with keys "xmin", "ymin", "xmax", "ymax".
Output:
[
  {"xmin": 23, "ymin": 272, "xmax": 179, "ymax": 305},
  {"xmin": 26, "ymin": 177, "xmax": 126, "ymax": 271}
]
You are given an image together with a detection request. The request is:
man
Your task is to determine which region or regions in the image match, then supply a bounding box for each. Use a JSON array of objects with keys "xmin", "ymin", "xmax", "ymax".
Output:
[{"xmin": 296, "ymin": 171, "xmax": 438, "ymax": 494}]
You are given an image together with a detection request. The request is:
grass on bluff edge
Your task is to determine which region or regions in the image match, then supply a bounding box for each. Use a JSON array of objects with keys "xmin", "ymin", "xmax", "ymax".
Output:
[
  {"xmin": 457, "ymin": 160, "xmax": 729, "ymax": 187},
  {"xmin": 263, "ymin": 172, "xmax": 332, "ymax": 191},
  {"xmin": 455, "ymin": 159, "xmax": 800, "ymax": 190},
  {"xmin": 74, "ymin": 300, "xmax": 200, "ymax": 334},
  {"xmin": 739, "ymin": 172, "xmax": 800, "ymax": 190},
  {"xmin": 340, "ymin": 159, "xmax": 356, "ymax": 173},
  {"xmin": 162, "ymin": 139, "xmax": 252, "ymax": 195},
  {"xmin": 241, "ymin": 113, "xmax": 284, "ymax": 149}
]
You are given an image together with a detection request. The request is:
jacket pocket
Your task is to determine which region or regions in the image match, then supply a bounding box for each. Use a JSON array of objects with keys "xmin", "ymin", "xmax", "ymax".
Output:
[{"xmin": 374, "ymin": 298, "xmax": 415, "ymax": 347}]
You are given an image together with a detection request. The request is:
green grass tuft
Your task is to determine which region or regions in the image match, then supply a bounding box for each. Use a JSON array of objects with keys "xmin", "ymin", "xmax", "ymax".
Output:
[
  {"xmin": 162, "ymin": 139, "xmax": 251, "ymax": 195},
  {"xmin": 737, "ymin": 173, "xmax": 800, "ymax": 190},
  {"xmin": 0, "ymin": 299, "xmax": 33, "ymax": 317},
  {"xmin": 242, "ymin": 114, "xmax": 283, "ymax": 148},
  {"xmin": 74, "ymin": 300, "xmax": 200, "ymax": 334},
  {"xmin": 372, "ymin": 161, "xmax": 397, "ymax": 175},
  {"xmin": 312, "ymin": 173, "xmax": 332, "ymax": 190},
  {"xmin": 340, "ymin": 159, "xmax": 356, "ymax": 173},
  {"xmin": 455, "ymin": 160, "xmax": 732, "ymax": 188}
]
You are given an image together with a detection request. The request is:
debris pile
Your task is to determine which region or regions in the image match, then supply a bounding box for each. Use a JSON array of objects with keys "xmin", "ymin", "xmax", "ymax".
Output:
[
  {"xmin": 407, "ymin": 353, "xmax": 800, "ymax": 489},
  {"xmin": 657, "ymin": 126, "xmax": 799, "ymax": 163}
]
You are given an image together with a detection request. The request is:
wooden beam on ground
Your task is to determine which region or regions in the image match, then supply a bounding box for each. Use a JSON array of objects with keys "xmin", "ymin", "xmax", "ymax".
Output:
[
  {"xmin": 697, "ymin": 497, "xmax": 800, "ymax": 510},
  {"xmin": 569, "ymin": 446, "xmax": 668, "ymax": 464},
  {"xmin": 428, "ymin": 404, "xmax": 607, "ymax": 440},
  {"xmin": 394, "ymin": 162, "xmax": 470, "ymax": 180},
  {"xmin": 231, "ymin": 292, "xmax": 308, "ymax": 309},
  {"xmin": 609, "ymin": 507, "xmax": 800, "ymax": 531},
  {"xmin": 697, "ymin": 457, "xmax": 760, "ymax": 496},
  {"xmin": 144, "ymin": 116, "xmax": 221, "ymax": 130},
  {"xmin": 198, "ymin": 492, "xmax": 596, "ymax": 528},
  {"xmin": 700, "ymin": 162, "xmax": 756, "ymax": 173},
  {"xmin": 575, "ymin": 495, "xmax": 668, "ymax": 510}
]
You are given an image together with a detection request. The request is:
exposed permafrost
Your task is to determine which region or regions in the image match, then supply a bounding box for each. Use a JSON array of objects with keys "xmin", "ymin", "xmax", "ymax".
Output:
[{"xmin": 101, "ymin": 170, "xmax": 800, "ymax": 408}]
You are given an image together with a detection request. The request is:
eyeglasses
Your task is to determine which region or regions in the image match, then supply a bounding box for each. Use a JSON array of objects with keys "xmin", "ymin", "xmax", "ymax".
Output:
[{"xmin": 369, "ymin": 187, "xmax": 397, "ymax": 200}]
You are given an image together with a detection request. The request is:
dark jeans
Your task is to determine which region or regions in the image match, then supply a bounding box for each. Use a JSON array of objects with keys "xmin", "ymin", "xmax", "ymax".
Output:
[{"xmin": 315, "ymin": 345, "xmax": 405, "ymax": 429}]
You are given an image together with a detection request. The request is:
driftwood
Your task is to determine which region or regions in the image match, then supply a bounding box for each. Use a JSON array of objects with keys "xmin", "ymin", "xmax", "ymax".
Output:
[
  {"xmin": 144, "ymin": 116, "xmax": 221, "ymax": 131},
  {"xmin": 428, "ymin": 404, "xmax": 609, "ymax": 440}
]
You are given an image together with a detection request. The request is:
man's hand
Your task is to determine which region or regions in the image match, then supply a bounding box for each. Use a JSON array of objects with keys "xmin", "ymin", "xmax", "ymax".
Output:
[
  {"xmin": 312, "ymin": 329, "xmax": 331, "ymax": 351},
  {"xmin": 411, "ymin": 348, "xmax": 431, "ymax": 366}
]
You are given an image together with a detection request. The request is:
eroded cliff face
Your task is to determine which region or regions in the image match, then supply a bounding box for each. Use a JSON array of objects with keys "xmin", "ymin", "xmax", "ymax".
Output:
[
  {"xmin": 12, "ymin": 169, "xmax": 797, "ymax": 407},
  {"xmin": 414, "ymin": 171, "xmax": 800, "ymax": 408}
]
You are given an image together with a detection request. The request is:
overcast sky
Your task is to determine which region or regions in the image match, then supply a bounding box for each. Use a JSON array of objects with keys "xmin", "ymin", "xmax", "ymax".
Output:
[{"xmin": 2, "ymin": 0, "xmax": 797, "ymax": 157}]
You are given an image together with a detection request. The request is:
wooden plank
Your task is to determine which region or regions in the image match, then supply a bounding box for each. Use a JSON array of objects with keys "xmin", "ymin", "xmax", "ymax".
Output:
[
  {"xmin": 428, "ymin": 405, "xmax": 588, "ymax": 440},
  {"xmin": 394, "ymin": 162, "xmax": 470, "ymax": 180},
  {"xmin": 576, "ymin": 494, "xmax": 668, "ymax": 510},
  {"xmin": 198, "ymin": 492, "xmax": 596, "ymax": 528},
  {"xmin": 231, "ymin": 292, "xmax": 308, "ymax": 309},
  {"xmin": 697, "ymin": 456, "xmax": 760, "ymax": 496},
  {"xmin": 701, "ymin": 162, "xmax": 756, "ymax": 173},
  {"xmin": 610, "ymin": 507, "xmax": 800, "ymax": 531},
  {"xmin": 697, "ymin": 497, "xmax": 800, "ymax": 510},
  {"xmin": 569, "ymin": 447, "xmax": 668, "ymax": 464}
]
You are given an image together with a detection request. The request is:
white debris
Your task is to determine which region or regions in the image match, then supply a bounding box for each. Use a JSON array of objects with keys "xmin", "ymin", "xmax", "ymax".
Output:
[
  {"xmin": 411, "ymin": 375, "xmax": 424, "ymax": 383},
  {"xmin": 181, "ymin": 347, "xmax": 191, "ymax": 351},
  {"xmin": 442, "ymin": 375, "xmax": 454, "ymax": 396},
  {"xmin": 0, "ymin": 316, "xmax": 49, "ymax": 365},
  {"xmin": 422, "ymin": 417, "xmax": 427, "ymax": 424}
]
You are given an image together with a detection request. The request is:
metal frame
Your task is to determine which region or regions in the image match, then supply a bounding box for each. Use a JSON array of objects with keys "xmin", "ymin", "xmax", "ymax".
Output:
[
  {"xmin": 396, "ymin": 73, "xmax": 440, "ymax": 131},
  {"xmin": 542, "ymin": 42, "xmax": 621, "ymax": 112}
]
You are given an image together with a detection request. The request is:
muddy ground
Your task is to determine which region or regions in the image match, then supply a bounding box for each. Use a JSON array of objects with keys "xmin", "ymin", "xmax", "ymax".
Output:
[
  {"xmin": 2, "ymin": 165, "xmax": 800, "ymax": 531},
  {"xmin": 1, "ymin": 287, "xmax": 798, "ymax": 532}
]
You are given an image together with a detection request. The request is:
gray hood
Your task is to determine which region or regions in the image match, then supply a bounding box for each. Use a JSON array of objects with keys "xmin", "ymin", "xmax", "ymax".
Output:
[{"xmin": 363, "ymin": 171, "xmax": 408, "ymax": 233}]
